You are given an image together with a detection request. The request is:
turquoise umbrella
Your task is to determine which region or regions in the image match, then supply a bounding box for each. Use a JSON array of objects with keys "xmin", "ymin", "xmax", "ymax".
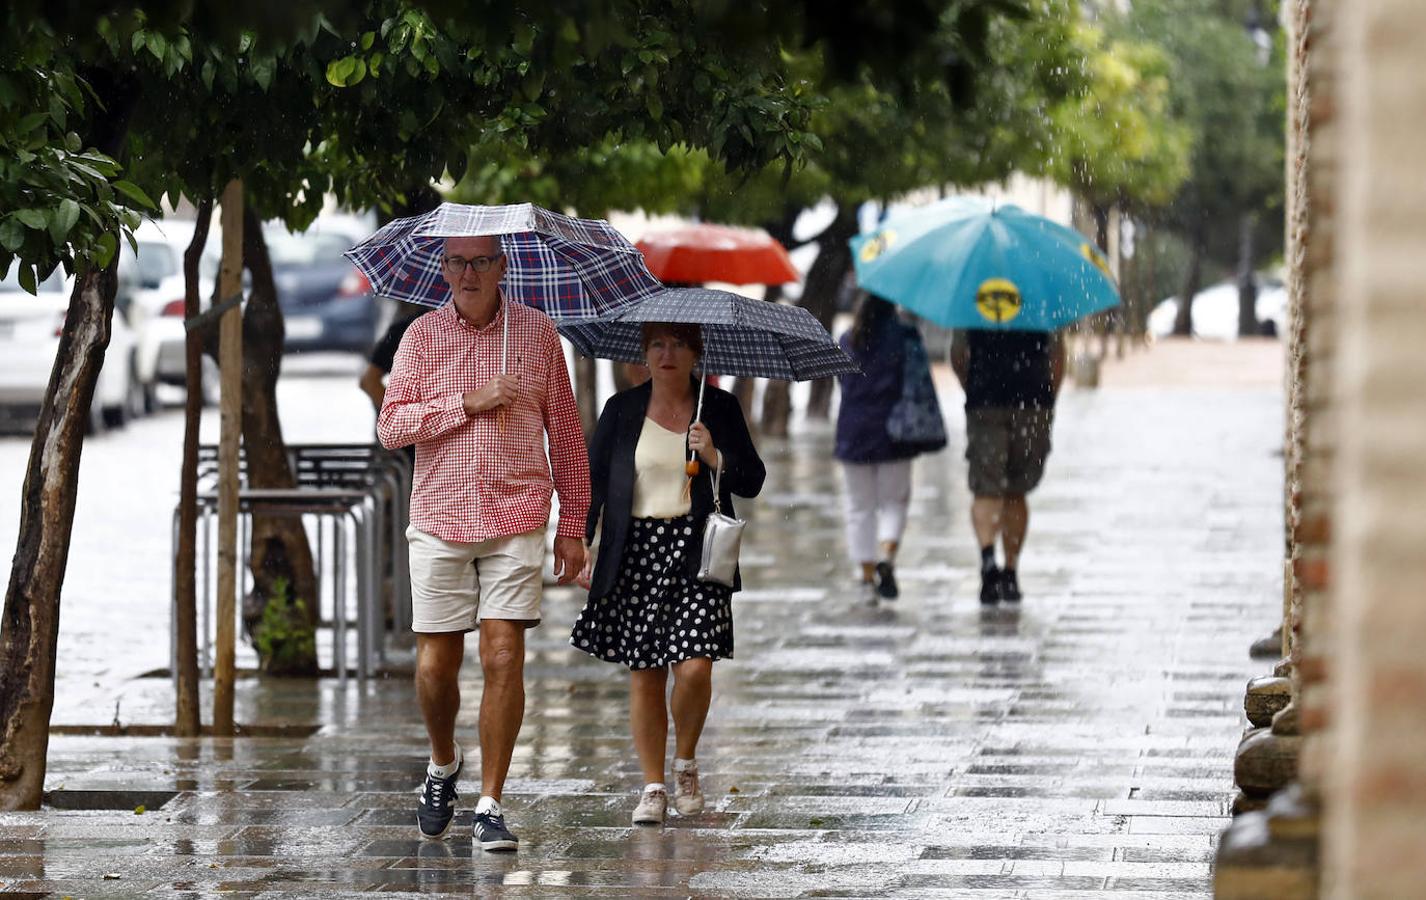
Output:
[{"xmin": 849, "ymin": 200, "xmax": 1119, "ymax": 332}]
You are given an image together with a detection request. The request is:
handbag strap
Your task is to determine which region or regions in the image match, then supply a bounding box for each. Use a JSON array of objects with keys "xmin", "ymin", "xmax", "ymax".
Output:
[{"xmin": 707, "ymin": 450, "xmax": 724, "ymax": 515}]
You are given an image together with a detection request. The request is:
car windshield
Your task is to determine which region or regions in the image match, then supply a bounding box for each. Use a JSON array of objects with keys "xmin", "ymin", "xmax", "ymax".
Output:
[
  {"xmin": 198, "ymin": 224, "xmax": 358, "ymax": 276},
  {"xmin": 264, "ymin": 228, "xmax": 355, "ymax": 267},
  {"xmin": 0, "ymin": 269, "xmax": 66, "ymax": 293},
  {"xmin": 129, "ymin": 241, "xmax": 179, "ymax": 283}
]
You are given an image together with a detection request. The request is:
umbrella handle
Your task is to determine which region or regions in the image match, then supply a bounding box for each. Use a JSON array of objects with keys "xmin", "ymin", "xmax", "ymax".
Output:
[
  {"xmin": 683, "ymin": 374, "xmax": 706, "ymax": 483},
  {"xmin": 689, "ymin": 374, "xmax": 705, "ymax": 463}
]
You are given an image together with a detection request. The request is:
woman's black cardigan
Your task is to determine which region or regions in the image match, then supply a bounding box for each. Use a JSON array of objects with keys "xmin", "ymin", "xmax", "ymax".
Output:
[{"xmin": 584, "ymin": 379, "xmax": 765, "ymax": 601}]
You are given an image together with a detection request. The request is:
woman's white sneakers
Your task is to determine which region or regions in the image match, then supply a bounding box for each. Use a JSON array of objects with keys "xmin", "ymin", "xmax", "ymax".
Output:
[
  {"xmin": 673, "ymin": 762, "xmax": 706, "ymax": 815},
  {"xmin": 632, "ymin": 786, "xmax": 668, "ymax": 825},
  {"xmin": 859, "ymin": 580, "xmax": 880, "ymax": 607}
]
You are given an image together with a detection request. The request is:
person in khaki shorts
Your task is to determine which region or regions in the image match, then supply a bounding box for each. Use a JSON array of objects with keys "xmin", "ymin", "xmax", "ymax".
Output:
[
  {"xmin": 951, "ymin": 328, "xmax": 1065, "ymax": 605},
  {"xmin": 378, "ymin": 234, "xmax": 589, "ymax": 851}
]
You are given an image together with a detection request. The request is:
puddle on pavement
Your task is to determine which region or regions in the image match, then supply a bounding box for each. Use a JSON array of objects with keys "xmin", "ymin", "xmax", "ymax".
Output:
[{"xmin": 44, "ymin": 788, "xmax": 179, "ymax": 811}]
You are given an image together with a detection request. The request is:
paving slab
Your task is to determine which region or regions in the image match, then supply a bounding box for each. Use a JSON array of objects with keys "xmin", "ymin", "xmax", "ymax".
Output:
[{"xmin": 0, "ymin": 343, "xmax": 1283, "ymax": 896}]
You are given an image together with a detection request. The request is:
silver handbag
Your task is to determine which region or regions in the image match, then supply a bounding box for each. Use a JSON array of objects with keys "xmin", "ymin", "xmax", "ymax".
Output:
[{"xmin": 697, "ymin": 451, "xmax": 745, "ymax": 587}]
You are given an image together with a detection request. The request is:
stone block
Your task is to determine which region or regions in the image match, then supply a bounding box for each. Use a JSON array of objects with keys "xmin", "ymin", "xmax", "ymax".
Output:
[
  {"xmin": 1245, "ymin": 676, "xmax": 1294, "ymax": 728},
  {"xmin": 1236, "ymin": 728, "xmax": 1303, "ymax": 797},
  {"xmin": 1233, "ymin": 791, "xmax": 1270, "ymax": 816},
  {"xmin": 1266, "ymin": 782, "xmax": 1320, "ymax": 843},
  {"xmin": 1214, "ymin": 809, "xmax": 1317, "ymax": 900},
  {"xmin": 1273, "ymin": 702, "xmax": 1301, "ymax": 737},
  {"xmin": 1250, "ymin": 628, "xmax": 1284, "ymax": 660}
]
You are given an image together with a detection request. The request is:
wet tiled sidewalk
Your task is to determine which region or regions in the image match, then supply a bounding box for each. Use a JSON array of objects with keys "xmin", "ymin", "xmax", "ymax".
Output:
[{"xmin": 0, "ymin": 364, "xmax": 1283, "ymax": 897}]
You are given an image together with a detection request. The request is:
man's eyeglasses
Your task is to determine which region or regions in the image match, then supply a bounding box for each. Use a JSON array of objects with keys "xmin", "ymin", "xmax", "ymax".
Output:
[{"xmin": 442, "ymin": 253, "xmax": 504, "ymax": 275}]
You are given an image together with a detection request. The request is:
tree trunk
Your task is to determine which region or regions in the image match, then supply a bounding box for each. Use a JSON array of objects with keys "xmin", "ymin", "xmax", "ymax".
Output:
[
  {"xmin": 0, "ymin": 259, "xmax": 119, "ymax": 809},
  {"xmin": 738, "ymin": 203, "xmax": 807, "ymax": 429},
  {"xmin": 1092, "ymin": 203, "xmax": 1111, "ymax": 255},
  {"xmin": 800, "ymin": 203, "xmax": 860, "ymax": 423},
  {"xmin": 1237, "ymin": 213, "xmax": 1260, "ymax": 338},
  {"xmin": 238, "ymin": 205, "xmax": 318, "ymax": 676},
  {"xmin": 174, "ymin": 198, "xmax": 213, "ymax": 736},
  {"xmin": 573, "ymin": 353, "xmax": 598, "ymax": 437},
  {"xmin": 1171, "ymin": 225, "xmax": 1206, "ymax": 337}
]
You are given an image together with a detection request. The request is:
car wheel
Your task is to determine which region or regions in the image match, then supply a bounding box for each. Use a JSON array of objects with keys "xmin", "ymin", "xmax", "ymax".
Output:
[
  {"xmin": 125, "ymin": 358, "xmax": 148, "ymax": 420},
  {"xmin": 86, "ymin": 401, "xmax": 106, "ymax": 435},
  {"xmin": 101, "ymin": 401, "xmax": 128, "ymax": 429}
]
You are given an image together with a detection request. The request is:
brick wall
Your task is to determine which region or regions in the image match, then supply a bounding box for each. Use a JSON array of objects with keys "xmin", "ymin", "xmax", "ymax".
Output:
[
  {"xmin": 1286, "ymin": 0, "xmax": 1338, "ymax": 777},
  {"xmin": 1318, "ymin": 1, "xmax": 1426, "ymax": 895}
]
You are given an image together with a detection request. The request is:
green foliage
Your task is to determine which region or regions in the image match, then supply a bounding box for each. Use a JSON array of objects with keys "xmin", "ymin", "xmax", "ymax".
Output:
[
  {"xmin": 0, "ymin": 20, "xmax": 145, "ymax": 289},
  {"xmin": 699, "ymin": 0, "xmax": 1083, "ymax": 229},
  {"xmin": 449, "ymin": 138, "xmax": 706, "ymax": 218},
  {"xmin": 1117, "ymin": 0, "xmax": 1285, "ymax": 257},
  {"xmin": 1044, "ymin": 22, "xmax": 1192, "ymax": 210},
  {"xmin": 253, "ymin": 577, "xmax": 316, "ymax": 675}
]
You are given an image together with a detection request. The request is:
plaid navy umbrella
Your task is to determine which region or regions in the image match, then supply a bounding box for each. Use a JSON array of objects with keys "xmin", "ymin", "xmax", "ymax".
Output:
[
  {"xmin": 343, "ymin": 202, "xmax": 663, "ymax": 318},
  {"xmin": 558, "ymin": 288, "xmax": 860, "ymax": 381}
]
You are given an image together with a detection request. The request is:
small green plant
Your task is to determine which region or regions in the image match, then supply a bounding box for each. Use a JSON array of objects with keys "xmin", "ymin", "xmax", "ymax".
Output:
[{"xmin": 254, "ymin": 577, "xmax": 317, "ymax": 676}]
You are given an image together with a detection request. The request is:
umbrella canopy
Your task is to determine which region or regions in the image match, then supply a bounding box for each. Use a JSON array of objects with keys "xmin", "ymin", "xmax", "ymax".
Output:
[
  {"xmin": 849, "ymin": 200, "xmax": 1119, "ymax": 332},
  {"xmin": 343, "ymin": 202, "xmax": 663, "ymax": 319},
  {"xmin": 558, "ymin": 288, "xmax": 859, "ymax": 381},
  {"xmin": 636, "ymin": 224, "xmax": 800, "ymax": 286}
]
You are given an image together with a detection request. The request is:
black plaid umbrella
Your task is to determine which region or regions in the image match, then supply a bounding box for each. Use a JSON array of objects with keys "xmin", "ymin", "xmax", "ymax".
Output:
[
  {"xmin": 343, "ymin": 202, "xmax": 662, "ymax": 318},
  {"xmin": 557, "ymin": 288, "xmax": 860, "ymax": 381}
]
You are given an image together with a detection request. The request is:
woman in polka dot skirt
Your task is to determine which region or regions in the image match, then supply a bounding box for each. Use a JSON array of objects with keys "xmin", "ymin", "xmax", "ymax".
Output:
[{"xmin": 574, "ymin": 321, "xmax": 765, "ymax": 826}]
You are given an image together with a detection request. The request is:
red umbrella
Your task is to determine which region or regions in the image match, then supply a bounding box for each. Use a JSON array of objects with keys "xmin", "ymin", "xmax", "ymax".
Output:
[{"xmin": 636, "ymin": 224, "xmax": 800, "ymax": 286}]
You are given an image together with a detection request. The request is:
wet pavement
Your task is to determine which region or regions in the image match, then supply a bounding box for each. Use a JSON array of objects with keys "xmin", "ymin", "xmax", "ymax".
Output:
[{"xmin": 0, "ymin": 343, "xmax": 1284, "ymax": 897}]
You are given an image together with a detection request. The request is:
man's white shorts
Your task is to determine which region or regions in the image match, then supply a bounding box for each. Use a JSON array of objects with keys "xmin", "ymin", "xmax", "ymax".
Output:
[{"xmin": 407, "ymin": 525, "xmax": 546, "ymax": 633}]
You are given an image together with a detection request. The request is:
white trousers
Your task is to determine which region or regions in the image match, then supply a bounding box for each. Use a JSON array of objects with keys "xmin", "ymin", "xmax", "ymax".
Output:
[{"xmin": 841, "ymin": 459, "xmax": 913, "ymax": 565}]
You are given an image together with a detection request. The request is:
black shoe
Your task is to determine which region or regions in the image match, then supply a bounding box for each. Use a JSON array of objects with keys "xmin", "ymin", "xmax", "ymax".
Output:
[
  {"xmin": 416, "ymin": 759, "xmax": 462, "ymax": 839},
  {"xmin": 979, "ymin": 565, "xmax": 1001, "ymax": 605},
  {"xmin": 999, "ymin": 569, "xmax": 1022, "ymax": 603},
  {"xmin": 874, "ymin": 561, "xmax": 899, "ymax": 600},
  {"xmin": 473, "ymin": 809, "xmax": 519, "ymax": 851}
]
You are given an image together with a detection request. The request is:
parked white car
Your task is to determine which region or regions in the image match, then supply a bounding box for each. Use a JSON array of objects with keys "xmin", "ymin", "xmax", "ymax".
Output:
[
  {"xmin": 120, "ymin": 219, "xmax": 221, "ymax": 406},
  {"xmin": 1148, "ymin": 279, "xmax": 1288, "ymax": 341},
  {"xmin": 0, "ymin": 268, "xmax": 143, "ymax": 432}
]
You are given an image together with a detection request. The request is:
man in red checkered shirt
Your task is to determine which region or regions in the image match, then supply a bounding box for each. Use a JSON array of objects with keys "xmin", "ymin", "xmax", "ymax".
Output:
[{"xmin": 378, "ymin": 234, "xmax": 589, "ymax": 851}]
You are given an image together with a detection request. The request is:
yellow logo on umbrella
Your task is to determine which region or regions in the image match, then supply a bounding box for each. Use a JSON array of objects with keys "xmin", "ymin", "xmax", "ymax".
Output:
[
  {"xmin": 859, "ymin": 229, "xmax": 897, "ymax": 262},
  {"xmin": 976, "ymin": 278, "xmax": 1022, "ymax": 323},
  {"xmin": 1081, "ymin": 243, "xmax": 1113, "ymax": 280}
]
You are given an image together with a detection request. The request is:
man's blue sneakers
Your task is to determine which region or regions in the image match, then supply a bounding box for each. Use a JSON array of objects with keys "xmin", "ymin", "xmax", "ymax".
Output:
[
  {"xmin": 473, "ymin": 809, "xmax": 519, "ymax": 851},
  {"xmin": 416, "ymin": 758, "xmax": 462, "ymax": 839}
]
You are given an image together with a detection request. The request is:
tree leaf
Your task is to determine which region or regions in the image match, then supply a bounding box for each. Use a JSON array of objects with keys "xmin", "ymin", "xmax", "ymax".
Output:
[
  {"xmin": 95, "ymin": 232, "xmax": 118, "ymax": 268},
  {"xmin": 18, "ymin": 263, "xmax": 36, "ymax": 295},
  {"xmin": 253, "ymin": 58, "xmax": 274, "ymax": 91},
  {"xmin": 360, "ymin": 31, "xmax": 375, "ymax": 51},
  {"xmin": 147, "ymin": 31, "xmax": 167, "ymax": 62},
  {"xmin": 112, "ymin": 180, "xmax": 158, "ymax": 209},
  {"xmin": 50, "ymin": 199, "xmax": 80, "ymax": 242},
  {"xmin": 16, "ymin": 112, "xmax": 47, "ymax": 135},
  {"xmin": 0, "ymin": 217, "xmax": 24, "ymax": 252},
  {"xmin": 326, "ymin": 57, "xmax": 356, "ymax": 87},
  {"xmin": 15, "ymin": 208, "xmax": 48, "ymax": 230}
]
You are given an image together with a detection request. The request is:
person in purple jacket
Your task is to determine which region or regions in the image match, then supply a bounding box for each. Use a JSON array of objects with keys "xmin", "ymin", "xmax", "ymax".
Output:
[{"xmin": 835, "ymin": 294, "xmax": 944, "ymax": 606}]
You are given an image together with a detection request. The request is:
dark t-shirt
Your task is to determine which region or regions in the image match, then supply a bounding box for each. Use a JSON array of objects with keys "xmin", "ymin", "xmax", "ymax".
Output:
[
  {"xmin": 964, "ymin": 329, "xmax": 1055, "ymax": 410},
  {"xmin": 370, "ymin": 315, "xmax": 420, "ymax": 459},
  {"xmin": 369, "ymin": 314, "xmax": 418, "ymax": 374}
]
